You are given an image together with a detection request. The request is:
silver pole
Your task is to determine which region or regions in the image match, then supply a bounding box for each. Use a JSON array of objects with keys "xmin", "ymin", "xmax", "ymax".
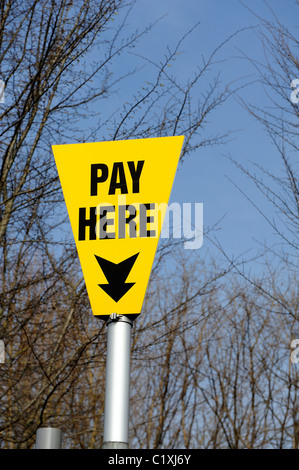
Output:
[
  {"xmin": 102, "ymin": 314, "xmax": 133, "ymax": 449},
  {"xmin": 35, "ymin": 427, "xmax": 62, "ymax": 449}
]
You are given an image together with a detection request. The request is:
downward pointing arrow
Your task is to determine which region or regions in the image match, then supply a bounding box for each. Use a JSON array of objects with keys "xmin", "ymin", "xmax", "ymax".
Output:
[{"xmin": 95, "ymin": 253, "xmax": 139, "ymax": 302}]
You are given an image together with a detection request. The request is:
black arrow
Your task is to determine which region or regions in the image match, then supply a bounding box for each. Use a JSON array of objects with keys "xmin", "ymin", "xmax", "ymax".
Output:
[{"xmin": 95, "ymin": 253, "xmax": 139, "ymax": 302}]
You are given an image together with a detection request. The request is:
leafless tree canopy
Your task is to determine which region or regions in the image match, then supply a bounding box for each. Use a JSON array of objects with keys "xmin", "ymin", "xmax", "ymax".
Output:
[{"xmin": 0, "ymin": 0, "xmax": 298, "ymax": 448}]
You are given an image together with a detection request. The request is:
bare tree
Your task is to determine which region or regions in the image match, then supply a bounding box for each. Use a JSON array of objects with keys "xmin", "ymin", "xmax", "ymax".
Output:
[
  {"xmin": 0, "ymin": 0, "xmax": 237, "ymax": 448},
  {"xmin": 225, "ymin": 3, "xmax": 298, "ymax": 337},
  {"xmin": 129, "ymin": 250, "xmax": 298, "ymax": 449},
  {"xmin": 233, "ymin": 3, "xmax": 298, "ymax": 266},
  {"xmin": 208, "ymin": 3, "xmax": 299, "ymax": 448}
]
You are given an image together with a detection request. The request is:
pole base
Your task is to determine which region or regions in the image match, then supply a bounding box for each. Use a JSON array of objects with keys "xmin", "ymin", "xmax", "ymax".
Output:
[
  {"xmin": 102, "ymin": 441, "xmax": 128, "ymax": 449},
  {"xmin": 35, "ymin": 427, "xmax": 62, "ymax": 449}
]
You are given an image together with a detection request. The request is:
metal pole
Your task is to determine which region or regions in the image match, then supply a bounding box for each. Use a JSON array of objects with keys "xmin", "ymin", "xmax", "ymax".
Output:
[
  {"xmin": 102, "ymin": 314, "xmax": 133, "ymax": 449},
  {"xmin": 35, "ymin": 427, "xmax": 62, "ymax": 449}
]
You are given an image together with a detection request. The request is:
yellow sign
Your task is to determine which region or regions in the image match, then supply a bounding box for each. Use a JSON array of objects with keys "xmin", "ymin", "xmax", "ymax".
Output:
[{"xmin": 52, "ymin": 136, "xmax": 184, "ymax": 317}]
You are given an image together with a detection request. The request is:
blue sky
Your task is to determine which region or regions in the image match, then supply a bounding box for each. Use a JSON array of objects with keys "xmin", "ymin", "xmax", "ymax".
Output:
[
  {"xmin": 104, "ymin": 0, "xmax": 298, "ymax": 267},
  {"xmin": 52, "ymin": 0, "xmax": 298, "ymax": 275}
]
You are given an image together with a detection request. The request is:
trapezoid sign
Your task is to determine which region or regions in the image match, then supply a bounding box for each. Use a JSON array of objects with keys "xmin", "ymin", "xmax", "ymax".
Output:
[{"xmin": 52, "ymin": 135, "xmax": 184, "ymax": 317}]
